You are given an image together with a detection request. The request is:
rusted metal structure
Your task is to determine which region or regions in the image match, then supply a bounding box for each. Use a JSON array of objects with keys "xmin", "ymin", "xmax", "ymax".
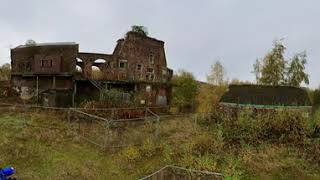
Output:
[{"xmin": 10, "ymin": 31, "xmax": 173, "ymax": 107}]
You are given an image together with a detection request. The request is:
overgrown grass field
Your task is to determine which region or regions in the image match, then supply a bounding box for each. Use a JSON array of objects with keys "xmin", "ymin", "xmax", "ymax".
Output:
[{"xmin": 0, "ymin": 110, "xmax": 320, "ymax": 179}]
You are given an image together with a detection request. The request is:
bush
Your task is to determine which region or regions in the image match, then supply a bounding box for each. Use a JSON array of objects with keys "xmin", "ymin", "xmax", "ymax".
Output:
[
  {"xmin": 207, "ymin": 109, "xmax": 310, "ymax": 145},
  {"xmin": 121, "ymin": 145, "xmax": 140, "ymax": 162},
  {"xmin": 311, "ymin": 109, "xmax": 320, "ymax": 137},
  {"xmin": 172, "ymin": 70, "xmax": 198, "ymax": 113},
  {"xmin": 140, "ymin": 138, "xmax": 157, "ymax": 158},
  {"xmin": 196, "ymin": 84, "xmax": 227, "ymax": 113},
  {"xmin": 191, "ymin": 131, "xmax": 224, "ymax": 156},
  {"xmin": 312, "ymin": 89, "xmax": 320, "ymax": 108},
  {"xmin": 261, "ymin": 111, "xmax": 307, "ymax": 143}
]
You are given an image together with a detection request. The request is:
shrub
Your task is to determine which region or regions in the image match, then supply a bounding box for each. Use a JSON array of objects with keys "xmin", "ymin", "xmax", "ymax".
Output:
[
  {"xmin": 161, "ymin": 143, "xmax": 174, "ymax": 163},
  {"xmin": 140, "ymin": 138, "xmax": 157, "ymax": 158},
  {"xmin": 222, "ymin": 157, "xmax": 244, "ymax": 180},
  {"xmin": 191, "ymin": 131, "xmax": 224, "ymax": 156},
  {"xmin": 194, "ymin": 153, "xmax": 218, "ymax": 172},
  {"xmin": 207, "ymin": 109, "xmax": 310, "ymax": 145},
  {"xmin": 196, "ymin": 84, "xmax": 227, "ymax": 113},
  {"xmin": 261, "ymin": 111, "xmax": 308, "ymax": 143},
  {"xmin": 121, "ymin": 145, "xmax": 140, "ymax": 162},
  {"xmin": 311, "ymin": 108, "xmax": 320, "ymax": 137},
  {"xmin": 172, "ymin": 70, "xmax": 198, "ymax": 113}
]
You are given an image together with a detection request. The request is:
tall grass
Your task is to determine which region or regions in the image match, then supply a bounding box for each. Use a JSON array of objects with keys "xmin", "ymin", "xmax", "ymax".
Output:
[{"xmin": 1, "ymin": 109, "xmax": 320, "ymax": 179}]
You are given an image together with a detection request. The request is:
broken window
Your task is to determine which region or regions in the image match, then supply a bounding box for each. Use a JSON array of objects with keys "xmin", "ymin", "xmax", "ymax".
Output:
[
  {"xmin": 41, "ymin": 59, "xmax": 53, "ymax": 67},
  {"xmin": 149, "ymin": 51, "xmax": 155, "ymax": 64},
  {"xmin": 146, "ymin": 73, "xmax": 155, "ymax": 81},
  {"xmin": 147, "ymin": 68, "xmax": 154, "ymax": 73},
  {"xmin": 136, "ymin": 64, "xmax": 143, "ymax": 71},
  {"xmin": 119, "ymin": 60, "xmax": 128, "ymax": 69},
  {"xmin": 146, "ymin": 67, "xmax": 155, "ymax": 81}
]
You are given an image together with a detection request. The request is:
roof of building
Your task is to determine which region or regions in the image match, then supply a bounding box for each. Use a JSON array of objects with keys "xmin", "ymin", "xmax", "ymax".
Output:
[
  {"xmin": 125, "ymin": 31, "xmax": 165, "ymax": 43},
  {"xmin": 220, "ymin": 84, "xmax": 311, "ymax": 106},
  {"xmin": 14, "ymin": 42, "xmax": 78, "ymax": 49}
]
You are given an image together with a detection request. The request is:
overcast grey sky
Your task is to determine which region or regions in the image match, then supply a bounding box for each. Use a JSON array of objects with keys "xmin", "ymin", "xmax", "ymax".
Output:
[{"xmin": 1, "ymin": 0, "xmax": 319, "ymax": 87}]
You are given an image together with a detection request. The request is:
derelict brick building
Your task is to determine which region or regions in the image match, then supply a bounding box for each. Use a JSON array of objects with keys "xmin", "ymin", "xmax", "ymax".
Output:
[{"xmin": 10, "ymin": 31, "xmax": 173, "ymax": 107}]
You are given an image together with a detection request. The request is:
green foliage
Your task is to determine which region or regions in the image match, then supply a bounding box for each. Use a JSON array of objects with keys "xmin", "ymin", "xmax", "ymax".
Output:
[
  {"xmin": 312, "ymin": 89, "xmax": 320, "ymax": 108},
  {"xmin": 312, "ymin": 108, "xmax": 320, "ymax": 136},
  {"xmin": 131, "ymin": 25, "xmax": 148, "ymax": 36},
  {"xmin": 103, "ymin": 88, "xmax": 133, "ymax": 106},
  {"xmin": 259, "ymin": 40, "xmax": 287, "ymax": 85},
  {"xmin": 191, "ymin": 132, "xmax": 224, "ymax": 155},
  {"xmin": 121, "ymin": 145, "xmax": 140, "ymax": 162},
  {"xmin": 0, "ymin": 63, "xmax": 11, "ymax": 80},
  {"xmin": 222, "ymin": 157, "xmax": 244, "ymax": 180},
  {"xmin": 286, "ymin": 52, "xmax": 309, "ymax": 86},
  {"xmin": 1, "ymin": 108, "xmax": 320, "ymax": 179},
  {"xmin": 140, "ymin": 138, "xmax": 157, "ymax": 158},
  {"xmin": 196, "ymin": 84, "xmax": 227, "ymax": 113},
  {"xmin": 172, "ymin": 70, "xmax": 198, "ymax": 112},
  {"xmin": 255, "ymin": 40, "xmax": 309, "ymax": 87},
  {"xmin": 212, "ymin": 109, "xmax": 312, "ymax": 145}
]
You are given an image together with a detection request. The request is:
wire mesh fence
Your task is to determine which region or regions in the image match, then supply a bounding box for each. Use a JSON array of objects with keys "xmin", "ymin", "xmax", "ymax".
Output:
[
  {"xmin": 0, "ymin": 103, "xmax": 212, "ymax": 149},
  {"xmin": 139, "ymin": 165, "xmax": 222, "ymax": 180},
  {"xmin": 68, "ymin": 107, "xmax": 161, "ymax": 148}
]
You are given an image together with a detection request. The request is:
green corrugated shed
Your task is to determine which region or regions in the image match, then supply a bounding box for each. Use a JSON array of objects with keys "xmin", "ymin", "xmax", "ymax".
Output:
[{"xmin": 220, "ymin": 84, "xmax": 311, "ymax": 107}]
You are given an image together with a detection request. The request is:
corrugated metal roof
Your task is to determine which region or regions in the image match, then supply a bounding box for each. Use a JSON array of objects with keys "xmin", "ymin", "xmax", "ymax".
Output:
[{"xmin": 220, "ymin": 84, "xmax": 311, "ymax": 106}]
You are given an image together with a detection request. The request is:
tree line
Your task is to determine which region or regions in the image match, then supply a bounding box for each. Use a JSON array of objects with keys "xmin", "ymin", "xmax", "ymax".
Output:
[
  {"xmin": 172, "ymin": 40, "xmax": 319, "ymax": 112},
  {"xmin": 253, "ymin": 40, "xmax": 309, "ymax": 87}
]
